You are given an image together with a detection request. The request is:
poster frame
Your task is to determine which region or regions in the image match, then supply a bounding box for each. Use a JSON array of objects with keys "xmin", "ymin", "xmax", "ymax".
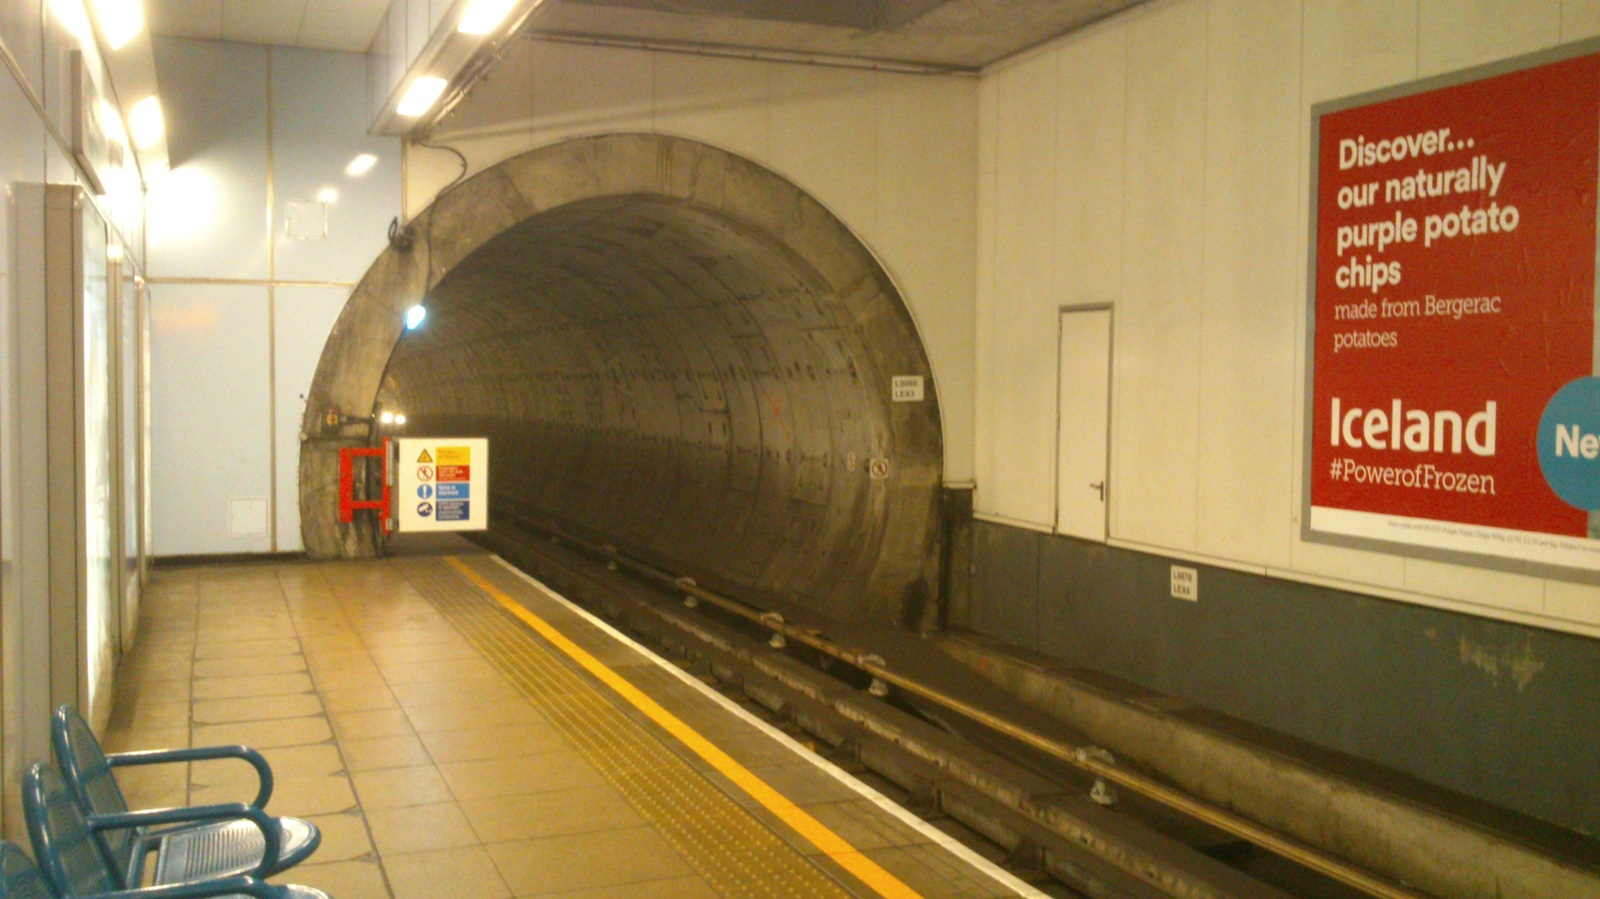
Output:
[{"xmin": 1301, "ymin": 36, "xmax": 1600, "ymax": 586}]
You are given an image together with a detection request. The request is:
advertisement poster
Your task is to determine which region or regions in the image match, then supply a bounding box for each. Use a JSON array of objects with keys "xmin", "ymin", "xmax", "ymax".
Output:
[{"xmin": 1307, "ymin": 44, "xmax": 1600, "ymax": 575}]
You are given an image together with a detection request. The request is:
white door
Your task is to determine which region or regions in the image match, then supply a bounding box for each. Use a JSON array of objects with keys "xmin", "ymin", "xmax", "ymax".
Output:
[{"xmin": 1055, "ymin": 308, "xmax": 1111, "ymax": 540}]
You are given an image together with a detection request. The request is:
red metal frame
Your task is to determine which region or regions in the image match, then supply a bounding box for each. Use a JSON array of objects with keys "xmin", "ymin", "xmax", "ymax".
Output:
[{"xmin": 338, "ymin": 439, "xmax": 391, "ymax": 533}]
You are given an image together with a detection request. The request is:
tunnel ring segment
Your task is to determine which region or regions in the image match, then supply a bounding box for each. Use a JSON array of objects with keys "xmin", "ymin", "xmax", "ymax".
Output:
[{"xmin": 300, "ymin": 133, "xmax": 943, "ymax": 625}]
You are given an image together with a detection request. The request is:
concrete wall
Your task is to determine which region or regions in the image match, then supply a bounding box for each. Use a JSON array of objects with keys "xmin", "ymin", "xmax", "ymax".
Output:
[
  {"xmin": 974, "ymin": 0, "xmax": 1600, "ymax": 637},
  {"xmin": 404, "ymin": 41, "xmax": 980, "ymax": 485},
  {"xmin": 146, "ymin": 39, "xmax": 400, "ymax": 555}
]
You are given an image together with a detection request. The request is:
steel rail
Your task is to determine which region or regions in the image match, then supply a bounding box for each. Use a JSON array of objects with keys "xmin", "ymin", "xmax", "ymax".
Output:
[{"xmin": 495, "ymin": 510, "xmax": 1435, "ymax": 899}]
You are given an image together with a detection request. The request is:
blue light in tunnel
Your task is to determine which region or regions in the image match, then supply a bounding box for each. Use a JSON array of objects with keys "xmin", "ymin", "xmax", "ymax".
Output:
[{"xmin": 405, "ymin": 304, "xmax": 427, "ymax": 330}]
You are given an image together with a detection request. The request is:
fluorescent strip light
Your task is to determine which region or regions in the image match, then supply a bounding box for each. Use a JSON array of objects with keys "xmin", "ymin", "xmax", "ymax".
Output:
[
  {"xmin": 92, "ymin": 0, "xmax": 143, "ymax": 51},
  {"xmin": 458, "ymin": 0, "xmax": 516, "ymax": 35},
  {"xmin": 128, "ymin": 94, "xmax": 162, "ymax": 149},
  {"xmin": 345, "ymin": 153, "xmax": 378, "ymax": 176},
  {"xmin": 397, "ymin": 76, "xmax": 448, "ymax": 118}
]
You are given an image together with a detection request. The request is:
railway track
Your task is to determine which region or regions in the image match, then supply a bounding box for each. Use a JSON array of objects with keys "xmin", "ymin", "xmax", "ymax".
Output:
[{"xmin": 474, "ymin": 513, "xmax": 1430, "ymax": 899}]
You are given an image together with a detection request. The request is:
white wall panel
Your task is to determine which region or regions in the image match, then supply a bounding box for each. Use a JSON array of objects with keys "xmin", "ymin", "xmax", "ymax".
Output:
[
  {"xmin": 1113, "ymin": 1, "xmax": 1206, "ymax": 551},
  {"xmin": 149, "ymin": 284, "xmax": 272, "ymax": 555},
  {"xmin": 273, "ymin": 287, "xmax": 349, "ymax": 551},
  {"xmin": 524, "ymin": 42, "xmax": 653, "ymax": 143},
  {"xmin": 1544, "ymin": 577, "xmax": 1600, "ymax": 626},
  {"xmin": 1303, "ymin": 0, "xmax": 1419, "ymax": 104},
  {"xmin": 652, "ymin": 52, "xmax": 771, "ymax": 163},
  {"xmin": 0, "ymin": 0, "xmax": 43, "ymax": 100},
  {"xmin": 1562, "ymin": 0, "xmax": 1600, "ymax": 39},
  {"xmin": 1051, "ymin": 25, "xmax": 1124, "ymax": 312},
  {"xmin": 1195, "ymin": 0, "xmax": 1300, "ymax": 567},
  {"xmin": 983, "ymin": 53, "xmax": 1058, "ymax": 526},
  {"xmin": 1418, "ymin": 0, "xmax": 1562, "ymax": 76},
  {"xmin": 769, "ymin": 64, "xmax": 879, "ymax": 237},
  {"xmin": 149, "ymin": 39, "xmax": 271, "ymax": 280},
  {"xmin": 875, "ymin": 73, "xmax": 977, "ymax": 484},
  {"xmin": 973, "ymin": 71, "xmax": 1001, "ymax": 507},
  {"xmin": 272, "ymin": 47, "xmax": 402, "ymax": 283},
  {"xmin": 1404, "ymin": 559, "xmax": 1546, "ymax": 616}
]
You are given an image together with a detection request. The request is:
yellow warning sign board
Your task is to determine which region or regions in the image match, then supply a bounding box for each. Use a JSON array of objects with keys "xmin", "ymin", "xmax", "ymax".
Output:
[
  {"xmin": 437, "ymin": 446, "xmax": 471, "ymax": 465},
  {"xmin": 416, "ymin": 449, "xmax": 434, "ymax": 463}
]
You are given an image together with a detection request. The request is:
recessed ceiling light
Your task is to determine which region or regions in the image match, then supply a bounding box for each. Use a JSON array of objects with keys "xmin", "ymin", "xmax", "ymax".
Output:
[
  {"xmin": 92, "ymin": 0, "xmax": 143, "ymax": 51},
  {"xmin": 128, "ymin": 94, "xmax": 162, "ymax": 149},
  {"xmin": 345, "ymin": 153, "xmax": 378, "ymax": 176},
  {"xmin": 458, "ymin": 0, "xmax": 517, "ymax": 35},
  {"xmin": 397, "ymin": 76, "xmax": 448, "ymax": 118}
]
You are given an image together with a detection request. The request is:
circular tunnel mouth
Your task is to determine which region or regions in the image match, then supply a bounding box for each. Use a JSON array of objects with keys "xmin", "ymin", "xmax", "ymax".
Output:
[{"xmin": 302, "ymin": 135, "xmax": 942, "ymax": 625}]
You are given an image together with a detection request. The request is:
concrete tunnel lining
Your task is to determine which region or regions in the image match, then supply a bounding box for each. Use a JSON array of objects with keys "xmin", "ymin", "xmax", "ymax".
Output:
[{"xmin": 300, "ymin": 134, "xmax": 945, "ymax": 625}]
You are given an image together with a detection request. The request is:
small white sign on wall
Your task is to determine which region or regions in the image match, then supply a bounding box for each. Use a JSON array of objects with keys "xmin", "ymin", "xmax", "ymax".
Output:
[
  {"xmin": 891, "ymin": 375, "xmax": 924, "ymax": 402},
  {"xmin": 1170, "ymin": 565, "xmax": 1198, "ymax": 602},
  {"xmin": 394, "ymin": 438, "xmax": 489, "ymax": 532}
]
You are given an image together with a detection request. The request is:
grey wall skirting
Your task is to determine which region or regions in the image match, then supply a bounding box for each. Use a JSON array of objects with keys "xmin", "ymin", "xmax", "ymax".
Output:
[{"xmin": 969, "ymin": 519, "xmax": 1600, "ymax": 838}]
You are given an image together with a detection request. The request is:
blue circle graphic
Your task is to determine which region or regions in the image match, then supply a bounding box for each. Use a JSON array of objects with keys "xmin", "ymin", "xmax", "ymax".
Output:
[
  {"xmin": 417, "ymin": 484, "xmax": 433, "ymax": 499},
  {"xmin": 1537, "ymin": 376, "xmax": 1600, "ymax": 511},
  {"xmin": 417, "ymin": 502, "xmax": 433, "ymax": 518}
]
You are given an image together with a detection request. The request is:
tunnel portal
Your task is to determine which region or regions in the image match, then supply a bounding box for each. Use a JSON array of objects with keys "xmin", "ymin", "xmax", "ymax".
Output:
[{"xmin": 301, "ymin": 134, "xmax": 944, "ymax": 626}]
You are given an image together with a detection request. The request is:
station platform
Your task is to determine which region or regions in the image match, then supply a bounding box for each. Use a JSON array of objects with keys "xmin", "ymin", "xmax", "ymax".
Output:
[{"xmin": 108, "ymin": 545, "xmax": 1043, "ymax": 899}]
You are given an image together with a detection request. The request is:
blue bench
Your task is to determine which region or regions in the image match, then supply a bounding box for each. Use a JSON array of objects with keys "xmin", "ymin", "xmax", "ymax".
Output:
[
  {"xmin": 50, "ymin": 706, "xmax": 319, "ymax": 889},
  {"xmin": 21, "ymin": 764, "xmax": 328, "ymax": 899}
]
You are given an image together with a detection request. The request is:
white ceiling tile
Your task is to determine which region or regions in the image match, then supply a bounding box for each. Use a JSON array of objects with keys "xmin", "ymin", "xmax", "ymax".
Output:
[
  {"xmin": 221, "ymin": 0, "xmax": 307, "ymax": 46},
  {"xmin": 297, "ymin": 0, "xmax": 392, "ymax": 52},
  {"xmin": 148, "ymin": 0, "xmax": 225, "ymax": 40}
]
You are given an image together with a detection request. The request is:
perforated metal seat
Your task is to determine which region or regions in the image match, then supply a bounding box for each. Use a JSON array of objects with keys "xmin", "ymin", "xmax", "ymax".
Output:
[
  {"xmin": 50, "ymin": 706, "xmax": 320, "ymax": 889},
  {"xmin": 23, "ymin": 763, "xmax": 329, "ymax": 899}
]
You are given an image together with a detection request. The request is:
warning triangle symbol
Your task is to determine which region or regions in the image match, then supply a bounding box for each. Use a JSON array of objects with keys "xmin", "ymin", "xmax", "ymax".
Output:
[{"xmin": 417, "ymin": 449, "xmax": 434, "ymax": 463}]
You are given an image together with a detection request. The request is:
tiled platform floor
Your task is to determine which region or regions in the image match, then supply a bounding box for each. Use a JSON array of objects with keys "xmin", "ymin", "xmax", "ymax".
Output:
[{"xmin": 105, "ymin": 551, "xmax": 1036, "ymax": 899}]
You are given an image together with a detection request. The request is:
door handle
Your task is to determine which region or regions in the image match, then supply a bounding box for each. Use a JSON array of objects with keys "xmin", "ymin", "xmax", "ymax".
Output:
[{"xmin": 1089, "ymin": 481, "xmax": 1105, "ymax": 501}]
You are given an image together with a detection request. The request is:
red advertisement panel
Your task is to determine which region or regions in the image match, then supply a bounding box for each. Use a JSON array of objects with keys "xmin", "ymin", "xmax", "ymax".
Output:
[{"xmin": 1308, "ymin": 48, "xmax": 1600, "ymax": 571}]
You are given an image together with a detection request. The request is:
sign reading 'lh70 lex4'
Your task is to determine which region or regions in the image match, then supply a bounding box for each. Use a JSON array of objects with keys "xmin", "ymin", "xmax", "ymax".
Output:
[{"xmin": 1307, "ymin": 41, "xmax": 1600, "ymax": 576}]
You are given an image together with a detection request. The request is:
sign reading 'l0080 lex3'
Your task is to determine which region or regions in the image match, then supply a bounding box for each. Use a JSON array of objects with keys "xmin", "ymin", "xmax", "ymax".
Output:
[
  {"xmin": 1307, "ymin": 40, "xmax": 1600, "ymax": 576},
  {"xmin": 395, "ymin": 438, "xmax": 489, "ymax": 532}
]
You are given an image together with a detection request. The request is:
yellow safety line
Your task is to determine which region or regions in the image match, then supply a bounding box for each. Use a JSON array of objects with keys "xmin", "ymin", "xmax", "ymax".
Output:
[{"xmin": 446, "ymin": 556, "xmax": 926, "ymax": 899}]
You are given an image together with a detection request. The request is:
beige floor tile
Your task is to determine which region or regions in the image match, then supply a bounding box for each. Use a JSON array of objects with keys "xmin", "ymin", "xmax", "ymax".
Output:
[
  {"xmin": 388, "ymin": 675, "xmax": 525, "ymax": 709},
  {"xmin": 379, "ymin": 657, "xmax": 502, "ymax": 686},
  {"xmin": 191, "ymin": 771, "xmax": 357, "ymax": 816},
  {"xmin": 343, "ymin": 735, "xmax": 433, "ymax": 772},
  {"xmin": 193, "ymin": 637, "xmax": 303, "ymax": 659},
  {"xmin": 486, "ymin": 826, "xmax": 694, "ymax": 896},
  {"xmin": 386, "ymin": 846, "xmax": 511, "ymax": 899},
  {"xmin": 312, "ymin": 668, "xmax": 391, "ymax": 693},
  {"xmin": 416, "ymin": 724, "xmax": 571, "ymax": 764},
  {"xmin": 101, "ymin": 726, "xmax": 191, "ymax": 753},
  {"xmin": 367, "ymin": 639, "xmax": 481, "ymax": 666},
  {"xmin": 193, "ymin": 693, "xmax": 324, "ymax": 725},
  {"xmin": 401, "ymin": 698, "xmax": 545, "ymax": 735},
  {"xmin": 459, "ymin": 785, "xmax": 644, "ymax": 843},
  {"xmin": 193, "ymin": 672, "xmax": 315, "ymax": 700},
  {"xmin": 279, "ymin": 858, "xmax": 390, "ymax": 899},
  {"xmin": 350, "ymin": 765, "xmax": 454, "ymax": 810},
  {"xmin": 114, "ymin": 764, "xmax": 189, "ymax": 810},
  {"xmin": 190, "ymin": 743, "xmax": 345, "ymax": 789},
  {"xmin": 195, "ymin": 654, "xmax": 307, "ymax": 678},
  {"xmin": 193, "ymin": 715, "xmax": 333, "ymax": 749},
  {"xmin": 331, "ymin": 709, "xmax": 416, "ymax": 742},
  {"xmin": 301, "ymin": 812, "xmax": 373, "ymax": 863},
  {"xmin": 319, "ymin": 685, "xmax": 399, "ymax": 714},
  {"xmin": 121, "ymin": 699, "xmax": 190, "ymax": 730},
  {"xmin": 437, "ymin": 752, "xmax": 607, "ymax": 801},
  {"xmin": 519, "ymin": 875, "xmax": 722, "ymax": 899},
  {"xmin": 302, "ymin": 650, "xmax": 378, "ymax": 673},
  {"xmin": 365, "ymin": 801, "xmax": 480, "ymax": 856}
]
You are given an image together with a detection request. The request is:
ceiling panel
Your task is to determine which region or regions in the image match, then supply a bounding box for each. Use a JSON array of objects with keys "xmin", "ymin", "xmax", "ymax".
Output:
[
  {"xmin": 221, "ymin": 0, "xmax": 308, "ymax": 46},
  {"xmin": 297, "ymin": 0, "xmax": 391, "ymax": 52},
  {"xmin": 148, "ymin": 0, "xmax": 224, "ymax": 41}
]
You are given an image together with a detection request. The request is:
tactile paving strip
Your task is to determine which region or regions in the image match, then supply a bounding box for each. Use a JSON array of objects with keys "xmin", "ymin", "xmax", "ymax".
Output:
[{"xmin": 401, "ymin": 558, "xmax": 861, "ymax": 899}]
